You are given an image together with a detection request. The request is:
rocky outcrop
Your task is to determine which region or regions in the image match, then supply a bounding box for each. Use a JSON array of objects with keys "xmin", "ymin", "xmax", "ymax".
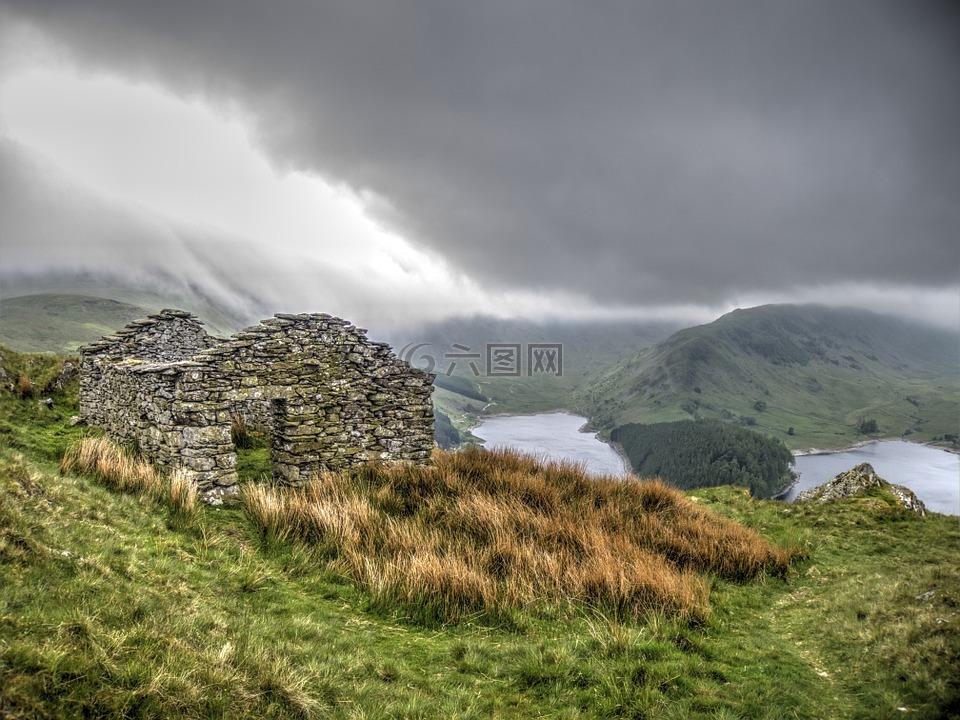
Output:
[
  {"xmin": 796, "ymin": 462, "xmax": 927, "ymax": 516},
  {"xmin": 45, "ymin": 361, "xmax": 78, "ymax": 393},
  {"xmin": 79, "ymin": 310, "xmax": 434, "ymax": 501}
]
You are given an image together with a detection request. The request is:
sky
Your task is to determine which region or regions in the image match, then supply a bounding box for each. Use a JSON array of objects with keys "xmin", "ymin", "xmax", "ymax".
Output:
[{"xmin": 1, "ymin": 0, "xmax": 958, "ymax": 332}]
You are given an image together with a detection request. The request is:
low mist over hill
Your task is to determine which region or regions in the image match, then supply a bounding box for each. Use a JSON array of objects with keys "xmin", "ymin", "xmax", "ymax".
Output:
[
  {"xmin": 385, "ymin": 316, "xmax": 681, "ymax": 438},
  {"xmin": 0, "ymin": 292, "xmax": 249, "ymax": 354},
  {"xmin": 575, "ymin": 304, "xmax": 960, "ymax": 450}
]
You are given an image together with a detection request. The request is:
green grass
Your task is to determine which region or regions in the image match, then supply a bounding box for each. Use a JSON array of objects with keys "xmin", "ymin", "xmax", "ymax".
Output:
[
  {"xmin": 1, "ymin": 350, "xmax": 958, "ymax": 718},
  {"xmin": 576, "ymin": 305, "xmax": 960, "ymax": 451},
  {"xmin": 0, "ymin": 347, "xmax": 87, "ymax": 464},
  {"xmin": 691, "ymin": 485, "xmax": 960, "ymax": 718},
  {"xmin": 0, "ymin": 295, "xmax": 151, "ymax": 354}
]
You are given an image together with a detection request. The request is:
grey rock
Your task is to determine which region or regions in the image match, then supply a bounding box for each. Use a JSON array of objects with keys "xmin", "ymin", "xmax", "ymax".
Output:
[
  {"xmin": 77, "ymin": 308, "xmax": 435, "ymax": 501},
  {"xmin": 796, "ymin": 462, "xmax": 927, "ymax": 516}
]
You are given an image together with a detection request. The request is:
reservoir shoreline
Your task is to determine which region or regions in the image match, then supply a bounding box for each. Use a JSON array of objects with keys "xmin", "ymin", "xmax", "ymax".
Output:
[
  {"xmin": 467, "ymin": 412, "xmax": 959, "ymax": 515},
  {"xmin": 470, "ymin": 410, "xmax": 630, "ymax": 478}
]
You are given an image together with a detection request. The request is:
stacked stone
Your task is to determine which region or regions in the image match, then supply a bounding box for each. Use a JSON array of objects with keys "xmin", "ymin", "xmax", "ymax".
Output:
[
  {"xmin": 78, "ymin": 309, "xmax": 435, "ymax": 499},
  {"xmin": 78, "ymin": 310, "xmax": 217, "ymax": 428},
  {"xmin": 796, "ymin": 462, "xmax": 927, "ymax": 516},
  {"xmin": 195, "ymin": 313, "xmax": 434, "ymax": 484}
]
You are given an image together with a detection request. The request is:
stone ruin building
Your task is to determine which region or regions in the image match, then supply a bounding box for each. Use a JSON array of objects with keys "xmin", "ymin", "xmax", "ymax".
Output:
[{"xmin": 78, "ymin": 310, "xmax": 435, "ymax": 502}]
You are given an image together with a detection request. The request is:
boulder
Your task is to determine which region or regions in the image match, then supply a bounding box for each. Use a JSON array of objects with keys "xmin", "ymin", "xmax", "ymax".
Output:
[{"xmin": 796, "ymin": 462, "xmax": 926, "ymax": 516}]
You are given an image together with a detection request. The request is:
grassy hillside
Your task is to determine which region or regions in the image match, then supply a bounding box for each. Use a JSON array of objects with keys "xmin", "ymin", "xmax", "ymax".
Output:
[
  {"xmin": 0, "ymin": 294, "xmax": 151, "ymax": 354},
  {"xmin": 0, "ymin": 284, "xmax": 247, "ymax": 351},
  {"xmin": 576, "ymin": 304, "xmax": 960, "ymax": 451},
  {"xmin": 2, "ymin": 350, "xmax": 959, "ymax": 717},
  {"xmin": 389, "ymin": 316, "xmax": 680, "ymax": 436}
]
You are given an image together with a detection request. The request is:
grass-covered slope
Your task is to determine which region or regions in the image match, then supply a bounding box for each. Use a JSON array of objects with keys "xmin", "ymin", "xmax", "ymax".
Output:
[
  {"xmin": 2, "ymin": 350, "xmax": 958, "ymax": 718},
  {"xmin": 576, "ymin": 304, "xmax": 960, "ymax": 451},
  {"xmin": 0, "ymin": 294, "xmax": 150, "ymax": 354},
  {"xmin": 0, "ymin": 290, "xmax": 246, "ymax": 354},
  {"xmin": 390, "ymin": 316, "xmax": 680, "ymax": 435}
]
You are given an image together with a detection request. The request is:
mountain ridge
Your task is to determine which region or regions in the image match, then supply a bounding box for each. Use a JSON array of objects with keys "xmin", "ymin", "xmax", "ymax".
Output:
[{"xmin": 575, "ymin": 304, "xmax": 959, "ymax": 451}]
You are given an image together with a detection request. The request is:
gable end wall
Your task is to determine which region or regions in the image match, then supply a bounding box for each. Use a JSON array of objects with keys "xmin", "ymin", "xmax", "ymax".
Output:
[{"xmin": 78, "ymin": 310, "xmax": 435, "ymax": 501}]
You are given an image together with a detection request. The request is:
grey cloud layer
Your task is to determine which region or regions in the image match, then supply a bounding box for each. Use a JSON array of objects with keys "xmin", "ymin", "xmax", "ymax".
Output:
[{"xmin": 3, "ymin": 0, "xmax": 958, "ymax": 307}]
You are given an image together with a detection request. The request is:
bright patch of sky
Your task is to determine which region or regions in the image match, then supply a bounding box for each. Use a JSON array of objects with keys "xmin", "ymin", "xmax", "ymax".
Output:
[
  {"xmin": 2, "ymin": 64, "xmax": 690, "ymax": 328},
  {"xmin": 2, "ymin": 68, "xmax": 429, "ymax": 278}
]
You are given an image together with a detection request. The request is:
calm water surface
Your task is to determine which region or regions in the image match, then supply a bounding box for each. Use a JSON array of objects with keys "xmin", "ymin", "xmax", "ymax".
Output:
[
  {"xmin": 471, "ymin": 413, "xmax": 958, "ymax": 515},
  {"xmin": 471, "ymin": 412, "xmax": 629, "ymax": 478},
  {"xmin": 787, "ymin": 440, "xmax": 959, "ymax": 515}
]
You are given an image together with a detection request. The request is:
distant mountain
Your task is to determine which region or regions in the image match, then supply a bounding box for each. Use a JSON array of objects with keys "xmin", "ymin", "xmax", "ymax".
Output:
[
  {"xmin": 0, "ymin": 289, "xmax": 247, "ymax": 354},
  {"xmin": 385, "ymin": 316, "xmax": 681, "ymax": 436},
  {"xmin": 574, "ymin": 305, "xmax": 960, "ymax": 450},
  {"xmin": 1, "ymin": 271, "xmax": 262, "ymax": 342}
]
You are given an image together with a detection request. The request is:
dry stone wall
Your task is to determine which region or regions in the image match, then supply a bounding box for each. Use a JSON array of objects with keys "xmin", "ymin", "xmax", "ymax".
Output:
[
  {"xmin": 80, "ymin": 310, "xmax": 218, "ymax": 446},
  {"xmin": 79, "ymin": 310, "xmax": 434, "ymax": 502}
]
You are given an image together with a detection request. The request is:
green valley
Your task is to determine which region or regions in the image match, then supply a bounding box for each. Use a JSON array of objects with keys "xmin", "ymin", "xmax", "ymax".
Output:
[
  {"xmin": 1, "ymin": 348, "xmax": 958, "ymax": 718},
  {"xmin": 388, "ymin": 316, "xmax": 680, "ymax": 437},
  {"xmin": 575, "ymin": 305, "xmax": 960, "ymax": 451}
]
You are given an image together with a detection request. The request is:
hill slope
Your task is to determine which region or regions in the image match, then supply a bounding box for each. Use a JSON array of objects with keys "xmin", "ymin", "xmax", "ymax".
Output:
[
  {"xmin": 1, "ymin": 272, "xmax": 254, "ymax": 348},
  {"xmin": 387, "ymin": 316, "xmax": 680, "ymax": 436},
  {"xmin": 0, "ymin": 294, "xmax": 153, "ymax": 354},
  {"xmin": 575, "ymin": 304, "xmax": 960, "ymax": 450},
  {"xmin": 1, "ymin": 351, "xmax": 957, "ymax": 718}
]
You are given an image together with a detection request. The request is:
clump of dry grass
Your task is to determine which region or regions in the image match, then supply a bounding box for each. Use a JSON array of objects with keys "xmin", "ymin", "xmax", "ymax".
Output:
[
  {"xmin": 17, "ymin": 375, "xmax": 34, "ymax": 399},
  {"xmin": 243, "ymin": 446, "xmax": 803, "ymax": 624},
  {"xmin": 61, "ymin": 437, "xmax": 163, "ymax": 497},
  {"xmin": 61, "ymin": 437, "xmax": 199, "ymax": 520},
  {"xmin": 230, "ymin": 411, "xmax": 253, "ymax": 449},
  {"xmin": 168, "ymin": 469, "xmax": 199, "ymax": 518}
]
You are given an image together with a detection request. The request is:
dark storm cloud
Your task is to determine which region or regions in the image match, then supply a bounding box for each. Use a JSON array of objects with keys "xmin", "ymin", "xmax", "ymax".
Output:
[{"xmin": 2, "ymin": 0, "xmax": 958, "ymax": 307}]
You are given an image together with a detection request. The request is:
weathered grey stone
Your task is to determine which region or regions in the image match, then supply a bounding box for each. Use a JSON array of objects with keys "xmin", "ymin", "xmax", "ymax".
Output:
[
  {"xmin": 79, "ymin": 308, "xmax": 435, "ymax": 499},
  {"xmin": 796, "ymin": 462, "xmax": 927, "ymax": 516}
]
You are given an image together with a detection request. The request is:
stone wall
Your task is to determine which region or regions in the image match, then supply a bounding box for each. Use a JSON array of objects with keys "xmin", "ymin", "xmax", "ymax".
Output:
[
  {"xmin": 79, "ymin": 310, "xmax": 218, "ymax": 429},
  {"xmin": 79, "ymin": 310, "xmax": 434, "ymax": 501}
]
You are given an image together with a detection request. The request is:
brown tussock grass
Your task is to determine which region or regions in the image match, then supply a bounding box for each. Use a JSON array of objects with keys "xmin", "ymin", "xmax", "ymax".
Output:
[
  {"xmin": 61, "ymin": 437, "xmax": 163, "ymax": 497},
  {"xmin": 168, "ymin": 469, "xmax": 199, "ymax": 518},
  {"xmin": 17, "ymin": 375, "xmax": 34, "ymax": 399},
  {"xmin": 243, "ymin": 446, "xmax": 803, "ymax": 624},
  {"xmin": 61, "ymin": 437, "xmax": 200, "ymax": 521}
]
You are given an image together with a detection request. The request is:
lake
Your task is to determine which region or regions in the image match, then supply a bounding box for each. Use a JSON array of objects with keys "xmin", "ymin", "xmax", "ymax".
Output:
[
  {"xmin": 471, "ymin": 412, "xmax": 629, "ymax": 478},
  {"xmin": 471, "ymin": 413, "xmax": 959, "ymax": 516},
  {"xmin": 785, "ymin": 440, "xmax": 959, "ymax": 515}
]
